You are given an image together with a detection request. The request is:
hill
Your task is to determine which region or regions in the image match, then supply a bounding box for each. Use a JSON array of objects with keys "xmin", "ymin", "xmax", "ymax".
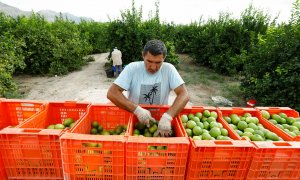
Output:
[{"xmin": 0, "ymin": 1, "xmax": 93, "ymax": 23}]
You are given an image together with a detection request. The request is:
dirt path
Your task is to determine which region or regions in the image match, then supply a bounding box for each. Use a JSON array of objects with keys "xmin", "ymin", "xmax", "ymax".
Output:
[
  {"xmin": 14, "ymin": 53, "xmax": 186, "ymax": 105},
  {"xmin": 15, "ymin": 53, "xmax": 114, "ymax": 103}
]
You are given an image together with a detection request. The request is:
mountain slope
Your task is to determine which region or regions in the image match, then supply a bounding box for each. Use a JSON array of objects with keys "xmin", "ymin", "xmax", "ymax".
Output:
[
  {"xmin": 0, "ymin": 1, "xmax": 93, "ymax": 22},
  {"xmin": 0, "ymin": 1, "xmax": 29, "ymax": 17}
]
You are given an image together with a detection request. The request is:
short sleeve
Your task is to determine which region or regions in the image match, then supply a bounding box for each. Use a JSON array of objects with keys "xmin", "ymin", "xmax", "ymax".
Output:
[
  {"xmin": 113, "ymin": 64, "xmax": 132, "ymax": 90},
  {"xmin": 168, "ymin": 64, "xmax": 184, "ymax": 90}
]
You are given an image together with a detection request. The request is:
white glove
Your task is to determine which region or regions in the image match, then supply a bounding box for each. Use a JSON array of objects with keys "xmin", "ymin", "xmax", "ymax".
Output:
[
  {"xmin": 154, "ymin": 113, "xmax": 173, "ymax": 137},
  {"xmin": 133, "ymin": 106, "xmax": 155, "ymax": 127}
]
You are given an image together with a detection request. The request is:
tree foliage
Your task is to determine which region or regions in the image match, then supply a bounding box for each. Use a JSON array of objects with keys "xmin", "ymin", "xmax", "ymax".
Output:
[
  {"xmin": 188, "ymin": 5, "xmax": 272, "ymax": 75},
  {"xmin": 241, "ymin": 1, "xmax": 300, "ymax": 110},
  {"xmin": 49, "ymin": 15, "xmax": 92, "ymax": 75},
  {"xmin": 105, "ymin": 0, "xmax": 178, "ymax": 65},
  {"xmin": 78, "ymin": 20, "xmax": 109, "ymax": 53},
  {"xmin": 0, "ymin": 13, "xmax": 25, "ymax": 97}
]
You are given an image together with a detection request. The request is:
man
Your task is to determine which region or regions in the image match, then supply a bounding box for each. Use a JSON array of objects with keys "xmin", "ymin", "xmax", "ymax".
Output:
[
  {"xmin": 111, "ymin": 47, "xmax": 123, "ymax": 77},
  {"xmin": 107, "ymin": 39, "xmax": 189, "ymax": 136}
]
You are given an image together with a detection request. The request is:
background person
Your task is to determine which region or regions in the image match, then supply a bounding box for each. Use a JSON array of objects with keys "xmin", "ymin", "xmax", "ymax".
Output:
[{"xmin": 111, "ymin": 47, "xmax": 123, "ymax": 77}]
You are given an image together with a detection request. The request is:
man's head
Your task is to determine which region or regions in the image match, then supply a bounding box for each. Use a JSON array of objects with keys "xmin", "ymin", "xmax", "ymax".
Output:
[{"xmin": 142, "ymin": 40, "xmax": 167, "ymax": 74}]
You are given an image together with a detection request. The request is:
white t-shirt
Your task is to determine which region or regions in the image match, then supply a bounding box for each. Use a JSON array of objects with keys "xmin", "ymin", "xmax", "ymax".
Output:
[
  {"xmin": 111, "ymin": 49, "xmax": 122, "ymax": 66},
  {"xmin": 114, "ymin": 61, "xmax": 184, "ymax": 105}
]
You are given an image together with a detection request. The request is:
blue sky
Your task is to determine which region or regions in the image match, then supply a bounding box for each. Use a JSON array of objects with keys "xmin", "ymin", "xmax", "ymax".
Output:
[{"xmin": 0, "ymin": 0, "xmax": 295, "ymax": 24}]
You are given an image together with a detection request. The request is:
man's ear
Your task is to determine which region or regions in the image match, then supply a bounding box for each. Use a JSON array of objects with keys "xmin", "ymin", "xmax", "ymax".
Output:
[
  {"xmin": 141, "ymin": 51, "xmax": 145, "ymax": 58},
  {"xmin": 163, "ymin": 55, "xmax": 167, "ymax": 62}
]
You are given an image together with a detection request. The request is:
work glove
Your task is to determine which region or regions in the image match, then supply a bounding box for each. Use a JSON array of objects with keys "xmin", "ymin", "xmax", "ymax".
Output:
[
  {"xmin": 154, "ymin": 113, "xmax": 173, "ymax": 137},
  {"xmin": 133, "ymin": 106, "xmax": 155, "ymax": 127}
]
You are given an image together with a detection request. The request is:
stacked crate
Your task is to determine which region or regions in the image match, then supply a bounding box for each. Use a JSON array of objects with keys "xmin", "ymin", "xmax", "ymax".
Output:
[
  {"xmin": 0, "ymin": 99, "xmax": 46, "ymax": 179},
  {"xmin": 60, "ymin": 104, "xmax": 131, "ymax": 180},
  {"xmin": 179, "ymin": 107, "xmax": 255, "ymax": 180},
  {"xmin": 126, "ymin": 105, "xmax": 190, "ymax": 180},
  {"xmin": 0, "ymin": 101, "xmax": 90, "ymax": 179}
]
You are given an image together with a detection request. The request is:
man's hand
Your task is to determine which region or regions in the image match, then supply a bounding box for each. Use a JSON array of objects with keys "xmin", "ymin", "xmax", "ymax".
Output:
[
  {"xmin": 133, "ymin": 106, "xmax": 155, "ymax": 127},
  {"xmin": 154, "ymin": 113, "xmax": 173, "ymax": 137}
]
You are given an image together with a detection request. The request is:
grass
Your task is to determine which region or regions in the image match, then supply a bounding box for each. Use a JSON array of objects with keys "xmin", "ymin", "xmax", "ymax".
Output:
[
  {"xmin": 13, "ymin": 82, "xmax": 30, "ymax": 99},
  {"xmin": 177, "ymin": 54, "xmax": 246, "ymax": 107}
]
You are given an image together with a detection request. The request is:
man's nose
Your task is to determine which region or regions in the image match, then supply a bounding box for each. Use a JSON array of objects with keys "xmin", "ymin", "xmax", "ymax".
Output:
[{"xmin": 150, "ymin": 63, "xmax": 156, "ymax": 70}]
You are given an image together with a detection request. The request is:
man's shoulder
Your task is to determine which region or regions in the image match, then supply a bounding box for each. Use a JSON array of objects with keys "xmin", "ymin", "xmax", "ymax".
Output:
[
  {"xmin": 162, "ymin": 62, "xmax": 176, "ymax": 70},
  {"xmin": 162, "ymin": 62, "xmax": 174, "ymax": 67},
  {"xmin": 127, "ymin": 61, "xmax": 143, "ymax": 68}
]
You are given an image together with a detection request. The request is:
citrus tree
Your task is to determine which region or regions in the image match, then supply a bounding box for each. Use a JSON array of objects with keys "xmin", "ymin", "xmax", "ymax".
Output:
[
  {"xmin": 12, "ymin": 13, "xmax": 55, "ymax": 74},
  {"xmin": 0, "ymin": 13, "xmax": 25, "ymax": 97},
  {"xmin": 78, "ymin": 20, "xmax": 109, "ymax": 53},
  {"xmin": 241, "ymin": 1, "xmax": 300, "ymax": 110},
  {"xmin": 50, "ymin": 15, "xmax": 92, "ymax": 75}
]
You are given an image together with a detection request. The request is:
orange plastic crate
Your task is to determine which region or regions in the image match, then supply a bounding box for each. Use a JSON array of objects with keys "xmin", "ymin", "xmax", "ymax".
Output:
[
  {"xmin": 0, "ymin": 99, "xmax": 45, "ymax": 179},
  {"xmin": 0, "ymin": 156, "xmax": 6, "ymax": 180},
  {"xmin": 60, "ymin": 104, "xmax": 131, "ymax": 180},
  {"xmin": 186, "ymin": 140, "xmax": 255, "ymax": 180},
  {"xmin": 0, "ymin": 99, "xmax": 45, "ymax": 130},
  {"xmin": 0, "ymin": 128, "xmax": 64, "ymax": 179},
  {"xmin": 18, "ymin": 101, "xmax": 90, "ymax": 130},
  {"xmin": 0, "ymin": 101, "xmax": 90, "ymax": 179},
  {"xmin": 126, "ymin": 106, "xmax": 190, "ymax": 180},
  {"xmin": 218, "ymin": 107, "xmax": 290, "ymax": 141},
  {"xmin": 246, "ymin": 141, "xmax": 300, "ymax": 179},
  {"xmin": 178, "ymin": 106, "xmax": 241, "ymax": 140},
  {"xmin": 256, "ymin": 107, "xmax": 300, "ymax": 141}
]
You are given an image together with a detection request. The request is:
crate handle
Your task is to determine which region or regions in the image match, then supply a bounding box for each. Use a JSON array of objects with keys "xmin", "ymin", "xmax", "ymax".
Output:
[
  {"xmin": 273, "ymin": 142, "xmax": 291, "ymax": 147},
  {"xmin": 107, "ymin": 106, "xmax": 121, "ymax": 111},
  {"xmin": 22, "ymin": 129, "xmax": 43, "ymax": 133},
  {"xmin": 214, "ymin": 141, "xmax": 233, "ymax": 145},
  {"xmin": 19, "ymin": 134, "xmax": 39, "ymax": 144},
  {"xmin": 82, "ymin": 142, "xmax": 102, "ymax": 148},
  {"xmin": 148, "ymin": 145, "xmax": 168, "ymax": 150},
  {"xmin": 64, "ymin": 101, "xmax": 77, "ymax": 106},
  {"xmin": 20, "ymin": 103, "xmax": 35, "ymax": 107}
]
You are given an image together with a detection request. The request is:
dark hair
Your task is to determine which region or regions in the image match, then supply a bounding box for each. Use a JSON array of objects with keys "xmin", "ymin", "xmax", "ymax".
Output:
[{"xmin": 143, "ymin": 39, "xmax": 167, "ymax": 57}]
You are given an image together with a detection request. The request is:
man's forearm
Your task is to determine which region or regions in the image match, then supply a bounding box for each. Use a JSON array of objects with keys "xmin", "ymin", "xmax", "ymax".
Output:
[
  {"xmin": 167, "ymin": 91, "xmax": 189, "ymax": 118},
  {"xmin": 107, "ymin": 86, "xmax": 137, "ymax": 113}
]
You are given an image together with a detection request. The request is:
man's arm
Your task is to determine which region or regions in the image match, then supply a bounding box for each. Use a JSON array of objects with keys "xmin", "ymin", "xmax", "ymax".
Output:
[
  {"xmin": 155, "ymin": 84, "xmax": 189, "ymax": 136},
  {"xmin": 107, "ymin": 83, "xmax": 137, "ymax": 113},
  {"xmin": 166, "ymin": 84, "xmax": 190, "ymax": 118}
]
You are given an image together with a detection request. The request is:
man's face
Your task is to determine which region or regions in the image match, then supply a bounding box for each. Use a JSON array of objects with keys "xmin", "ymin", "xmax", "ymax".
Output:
[{"xmin": 143, "ymin": 52, "xmax": 164, "ymax": 74}]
